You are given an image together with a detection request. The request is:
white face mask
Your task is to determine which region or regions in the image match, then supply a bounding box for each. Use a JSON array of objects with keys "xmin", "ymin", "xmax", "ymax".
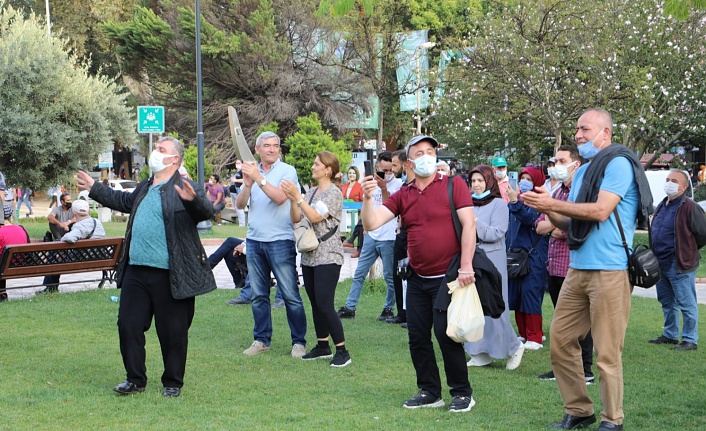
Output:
[
  {"xmin": 664, "ymin": 181, "xmax": 680, "ymax": 197},
  {"xmin": 547, "ymin": 166, "xmax": 557, "ymax": 179},
  {"xmin": 236, "ymin": 164, "xmax": 242, "ymax": 170},
  {"xmin": 412, "ymin": 154, "xmax": 437, "ymax": 178},
  {"xmin": 554, "ymin": 161, "xmax": 577, "ymax": 182},
  {"xmin": 494, "ymin": 169, "xmax": 507, "ymax": 179},
  {"xmin": 149, "ymin": 150, "xmax": 178, "ymax": 173},
  {"xmin": 385, "ymin": 173, "xmax": 395, "ymax": 182}
]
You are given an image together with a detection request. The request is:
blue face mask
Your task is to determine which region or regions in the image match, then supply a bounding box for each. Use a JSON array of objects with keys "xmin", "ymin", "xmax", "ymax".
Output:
[
  {"xmin": 472, "ymin": 190, "xmax": 491, "ymax": 200},
  {"xmin": 519, "ymin": 179, "xmax": 534, "ymax": 193},
  {"xmin": 577, "ymin": 129, "xmax": 604, "ymax": 160}
]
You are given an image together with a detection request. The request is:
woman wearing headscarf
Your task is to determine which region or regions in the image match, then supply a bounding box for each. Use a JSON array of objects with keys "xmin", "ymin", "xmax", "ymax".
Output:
[
  {"xmin": 464, "ymin": 165, "xmax": 525, "ymax": 370},
  {"xmin": 506, "ymin": 166, "xmax": 549, "ymax": 350}
]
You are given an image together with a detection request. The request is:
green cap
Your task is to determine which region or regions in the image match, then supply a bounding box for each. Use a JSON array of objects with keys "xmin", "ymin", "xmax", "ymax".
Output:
[{"xmin": 492, "ymin": 156, "xmax": 508, "ymax": 167}]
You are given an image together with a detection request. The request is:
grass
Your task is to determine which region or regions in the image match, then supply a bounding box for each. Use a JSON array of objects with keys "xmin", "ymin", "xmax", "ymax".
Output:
[{"xmin": 1, "ymin": 283, "xmax": 705, "ymax": 431}]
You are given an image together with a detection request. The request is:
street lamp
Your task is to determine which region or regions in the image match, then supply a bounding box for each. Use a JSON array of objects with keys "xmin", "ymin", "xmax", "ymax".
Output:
[
  {"xmin": 195, "ymin": 0, "xmax": 211, "ymax": 233},
  {"xmin": 415, "ymin": 41, "xmax": 436, "ymax": 135}
]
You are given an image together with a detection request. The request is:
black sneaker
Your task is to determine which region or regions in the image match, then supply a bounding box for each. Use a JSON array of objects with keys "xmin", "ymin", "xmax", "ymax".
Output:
[
  {"xmin": 377, "ymin": 308, "xmax": 394, "ymax": 321},
  {"xmin": 0, "ymin": 293, "xmax": 8, "ymax": 303},
  {"xmin": 301, "ymin": 346, "xmax": 333, "ymax": 360},
  {"xmin": 330, "ymin": 350, "xmax": 352, "ymax": 368},
  {"xmin": 403, "ymin": 389, "xmax": 444, "ymax": 409},
  {"xmin": 585, "ymin": 372, "xmax": 595, "ymax": 385},
  {"xmin": 337, "ymin": 306, "xmax": 356, "ymax": 319},
  {"xmin": 385, "ymin": 315, "xmax": 406, "ymax": 324},
  {"xmin": 538, "ymin": 370, "xmax": 556, "ymax": 380},
  {"xmin": 113, "ymin": 380, "xmax": 145, "ymax": 395},
  {"xmin": 448, "ymin": 395, "xmax": 475, "ymax": 413},
  {"xmin": 401, "ymin": 322, "xmax": 408, "ymax": 329}
]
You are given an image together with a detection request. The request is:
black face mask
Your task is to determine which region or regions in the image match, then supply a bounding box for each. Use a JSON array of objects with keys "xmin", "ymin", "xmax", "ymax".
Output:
[{"xmin": 63, "ymin": 202, "xmax": 72, "ymax": 209}]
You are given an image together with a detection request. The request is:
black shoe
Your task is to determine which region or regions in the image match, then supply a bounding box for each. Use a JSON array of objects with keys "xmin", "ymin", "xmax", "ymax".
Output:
[
  {"xmin": 550, "ymin": 413, "xmax": 597, "ymax": 429},
  {"xmin": 337, "ymin": 306, "xmax": 356, "ymax": 319},
  {"xmin": 113, "ymin": 380, "xmax": 145, "ymax": 395},
  {"xmin": 584, "ymin": 371, "xmax": 595, "ymax": 385},
  {"xmin": 377, "ymin": 308, "xmax": 394, "ymax": 321},
  {"xmin": 330, "ymin": 350, "xmax": 352, "ymax": 368},
  {"xmin": 403, "ymin": 389, "xmax": 444, "ymax": 409},
  {"xmin": 648, "ymin": 335, "xmax": 678, "ymax": 344},
  {"xmin": 448, "ymin": 395, "xmax": 475, "ymax": 413},
  {"xmin": 385, "ymin": 315, "xmax": 406, "ymax": 324},
  {"xmin": 538, "ymin": 370, "xmax": 556, "ymax": 380},
  {"xmin": 226, "ymin": 297, "xmax": 251, "ymax": 305},
  {"xmin": 301, "ymin": 346, "xmax": 333, "ymax": 360},
  {"xmin": 0, "ymin": 293, "xmax": 8, "ymax": 303},
  {"xmin": 36, "ymin": 286, "xmax": 59, "ymax": 295},
  {"xmin": 674, "ymin": 341, "xmax": 698, "ymax": 351},
  {"xmin": 163, "ymin": 387, "xmax": 181, "ymax": 398},
  {"xmin": 401, "ymin": 322, "xmax": 408, "ymax": 329},
  {"xmin": 597, "ymin": 421, "xmax": 623, "ymax": 431}
]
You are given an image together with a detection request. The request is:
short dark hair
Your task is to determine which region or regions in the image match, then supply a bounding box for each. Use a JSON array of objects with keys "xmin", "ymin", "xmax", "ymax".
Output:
[
  {"xmin": 377, "ymin": 151, "xmax": 393, "ymax": 163},
  {"xmin": 213, "ymin": 174, "xmax": 220, "ymax": 183},
  {"xmin": 392, "ymin": 150, "xmax": 407, "ymax": 163},
  {"xmin": 557, "ymin": 145, "xmax": 580, "ymax": 162},
  {"xmin": 60, "ymin": 193, "xmax": 71, "ymax": 202}
]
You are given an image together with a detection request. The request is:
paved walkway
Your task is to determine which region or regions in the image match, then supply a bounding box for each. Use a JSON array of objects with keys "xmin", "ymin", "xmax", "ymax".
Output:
[{"xmin": 4, "ymin": 238, "xmax": 706, "ymax": 305}]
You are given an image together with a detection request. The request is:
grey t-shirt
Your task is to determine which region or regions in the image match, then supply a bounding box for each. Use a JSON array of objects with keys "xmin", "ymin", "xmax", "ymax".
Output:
[{"xmin": 299, "ymin": 185, "xmax": 344, "ymax": 267}]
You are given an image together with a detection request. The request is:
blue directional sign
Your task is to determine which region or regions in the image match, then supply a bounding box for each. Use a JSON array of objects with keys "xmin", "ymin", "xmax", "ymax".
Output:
[{"xmin": 137, "ymin": 106, "xmax": 165, "ymax": 134}]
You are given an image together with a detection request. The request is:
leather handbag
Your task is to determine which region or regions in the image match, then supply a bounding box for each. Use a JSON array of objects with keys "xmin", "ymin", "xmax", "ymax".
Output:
[
  {"xmin": 614, "ymin": 209, "xmax": 661, "ymax": 288},
  {"xmin": 507, "ymin": 233, "xmax": 542, "ymax": 279},
  {"xmin": 294, "ymin": 218, "xmax": 320, "ymax": 253}
]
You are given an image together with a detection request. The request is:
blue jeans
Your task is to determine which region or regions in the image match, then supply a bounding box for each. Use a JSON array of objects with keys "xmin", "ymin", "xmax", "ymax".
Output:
[
  {"xmin": 655, "ymin": 260, "xmax": 699, "ymax": 344},
  {"xmin": 209, "ymin": 237, "xmax": 246, "ymax": 288},
  {"xmin": 246, "ymin": 239, "xmax": 306, "ymax": 346},
  {"xmin": 235, "ymin": 276, "xmax": 283, "ymax": 303},
  {"xmin": 344, "ymin": 234, "xmax": 396, "ymax": 311}
]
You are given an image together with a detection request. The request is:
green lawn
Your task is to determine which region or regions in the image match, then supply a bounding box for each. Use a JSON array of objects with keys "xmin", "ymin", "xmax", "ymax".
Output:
[{"xmin": 1, "ymin": 284, "xmax": 704, "ymax": 431}]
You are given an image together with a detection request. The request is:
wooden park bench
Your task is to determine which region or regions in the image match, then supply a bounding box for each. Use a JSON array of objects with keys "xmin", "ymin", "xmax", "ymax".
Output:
[{"xmin": 0, "ymin": 238, "xmax": 124, "ymax": 290}]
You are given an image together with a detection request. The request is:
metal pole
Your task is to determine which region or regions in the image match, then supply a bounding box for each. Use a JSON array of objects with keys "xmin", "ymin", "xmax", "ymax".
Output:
[
  {"xmin": 195, "ymin": 0, "xmax": 211, "ymax": 233},
  {"xmin": 45, "ymin": 0, "xmax": 51, "ymax": 36},
  {"xmin": 416, "ymin": 50, "xmax": 422, "ymax": 135},
  {"xmin": 148, "ymin": 133, "xmax": 153, "ymax": 176}
]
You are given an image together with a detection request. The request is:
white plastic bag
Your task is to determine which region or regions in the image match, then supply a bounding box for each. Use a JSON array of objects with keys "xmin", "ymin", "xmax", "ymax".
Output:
[{"xmin": 446, "ymin": 280, "xmax": 485, "ymax": 343}]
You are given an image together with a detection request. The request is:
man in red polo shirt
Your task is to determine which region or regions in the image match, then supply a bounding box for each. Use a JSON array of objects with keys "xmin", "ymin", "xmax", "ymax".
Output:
[{"xmin": 361, "ymin": 135, "xmax": 477, "ymax": 413}]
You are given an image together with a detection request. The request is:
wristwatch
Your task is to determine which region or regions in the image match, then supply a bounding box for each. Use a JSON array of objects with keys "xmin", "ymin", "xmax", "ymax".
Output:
[
  {"xmin": 259, "ymin": 178, "xmax": 267, "ymax": 187},
  {"xmin": 296, "ymin": 198, "xmax": 304, "ymax": 206}
]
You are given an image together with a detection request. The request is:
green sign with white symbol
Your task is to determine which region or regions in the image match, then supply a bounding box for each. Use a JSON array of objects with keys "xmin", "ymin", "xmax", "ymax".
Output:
[{"xmin": 137, "ymin": 106, "xmax": 165, "ymax": 134}]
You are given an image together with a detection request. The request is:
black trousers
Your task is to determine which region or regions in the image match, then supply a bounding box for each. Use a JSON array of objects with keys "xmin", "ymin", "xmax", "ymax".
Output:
[
  {"xmin": 118, "ymin": 265, "xmax": 195, "ymax": 388},
  {"xmin": 548, "ymin": 275, "xmax": 594, "ymax": 375},
  {"xmin": 302, "ymin": 264, "xmax": 345, "ymax": 345},
  {"xmin": 392, "ymin": 233, "xmax": 407, "ymax": 321},
  {"xmin": 346, "ymin": 219, "xmax": 364, "ymax": 251},
  {"xmin": 406, "ymin": 272, "xmax": 472, "ymax": 399}
]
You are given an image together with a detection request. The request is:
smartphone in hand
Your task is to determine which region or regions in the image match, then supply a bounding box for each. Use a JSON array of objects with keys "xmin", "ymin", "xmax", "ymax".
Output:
[
  {"xmin": 364, "ymin": 160, "xmax": 374, "ymax": 178},
  {"xmin": 376, "ymin": 171, "xmax": 385, "ymax": 179},
  {"xmin": 508, "ymin": 171, "xmax": 518, "ymax": 190}
]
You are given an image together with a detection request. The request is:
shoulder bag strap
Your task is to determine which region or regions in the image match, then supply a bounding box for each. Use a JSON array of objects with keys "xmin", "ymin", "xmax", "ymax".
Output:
[
  {"xmin": 307, "ymin": 186, "xmax": 338, "ymax": 243},
  {"xmin": 613, "ymin": 208, "xmax": 632, "ymax": 264},
  {"xmin": 88, "ymin": 218, "xmax": 97, "ymax": 239},
  {"xmin": 448, "ymin": 177, "xmax": 462, "ymax": 245}
]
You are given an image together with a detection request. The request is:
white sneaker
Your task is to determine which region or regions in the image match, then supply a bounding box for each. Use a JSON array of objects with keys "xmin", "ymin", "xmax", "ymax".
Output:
[
  {"xmin": 542, "ymin": 335, "xmax": 546, "ymax": 342},
  {"xmin": 467, "ymin": 353, "xmax": 493, "ymax": 367},
  {"xmin": 518, "ymin": 336, "xmax": 526, "ymax": 343},
  {"xmin": 243, "ymin": 341, "xmax": 270, "ymax": 356},
  {"xmin": 506, "ymin": 343, "xmax": 525, "ymax": 370},
  {"xmin": 523, "ymin": 341, "xmax": 543, "ymax": 350},
  {"xmin": 291, "ymin": 343, "xmax": 306, "ymax": 358}
]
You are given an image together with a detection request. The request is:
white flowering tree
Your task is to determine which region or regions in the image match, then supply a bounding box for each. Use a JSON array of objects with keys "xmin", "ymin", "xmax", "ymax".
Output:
[{"xmin": 430, "ymin": 0, "xmax": 706, "ymax": 167}]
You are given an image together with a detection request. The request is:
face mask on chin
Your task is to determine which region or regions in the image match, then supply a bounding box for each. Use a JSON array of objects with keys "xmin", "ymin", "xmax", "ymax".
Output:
[{"xmin": 577, "ymin": 129, "xmax": 605, "ymax": 160}]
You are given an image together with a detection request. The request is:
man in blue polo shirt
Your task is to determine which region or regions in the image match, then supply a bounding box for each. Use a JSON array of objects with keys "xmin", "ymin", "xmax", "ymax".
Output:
[{"xmin": 236, "ymin": 131, "xmax": 307, "ymax": 358}]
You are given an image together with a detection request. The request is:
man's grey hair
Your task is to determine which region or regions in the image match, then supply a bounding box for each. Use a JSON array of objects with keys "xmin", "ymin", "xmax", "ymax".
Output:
[
  {"xmin": 670, "ymin": 168, "xmax": 690, "ymax": 186},
  {"xmin": 255, "ymin": 132, "xmax": 280, "ymax": 147},
  {"xmin": 157, "ymin": 136, "xmax": 185, "ymax": 160}
]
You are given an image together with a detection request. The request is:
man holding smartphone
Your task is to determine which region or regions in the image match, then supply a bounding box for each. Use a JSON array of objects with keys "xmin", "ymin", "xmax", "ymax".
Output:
[{"xmin": 338, "ymin": 151, "xmax": 402, "ymax": 321}]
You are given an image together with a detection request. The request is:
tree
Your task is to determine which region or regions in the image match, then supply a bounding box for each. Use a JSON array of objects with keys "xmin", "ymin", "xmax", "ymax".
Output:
[
  {"xmin": 103, "ymin": 0, "xmax": 369, "ymax": 171},
  {"xmin": 429, "ymin": 0, "xmax": 706, "ymax": 167},
  {"xmin": 0, "ymin": 6, "xmax": 134, "ymax": 189},
  {"xmin": 182, "ymin": 145, "xmax": 213, "ymax": 181},
  {"xmin": 286, "ymin": 113, "xmax": 352, "ymax": 186}
]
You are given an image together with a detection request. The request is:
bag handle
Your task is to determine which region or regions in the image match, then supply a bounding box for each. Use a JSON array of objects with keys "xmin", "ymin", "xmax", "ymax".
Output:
[{"xmin": 447, "ymin": 178, "xmax": 462, "ymax": 245}]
